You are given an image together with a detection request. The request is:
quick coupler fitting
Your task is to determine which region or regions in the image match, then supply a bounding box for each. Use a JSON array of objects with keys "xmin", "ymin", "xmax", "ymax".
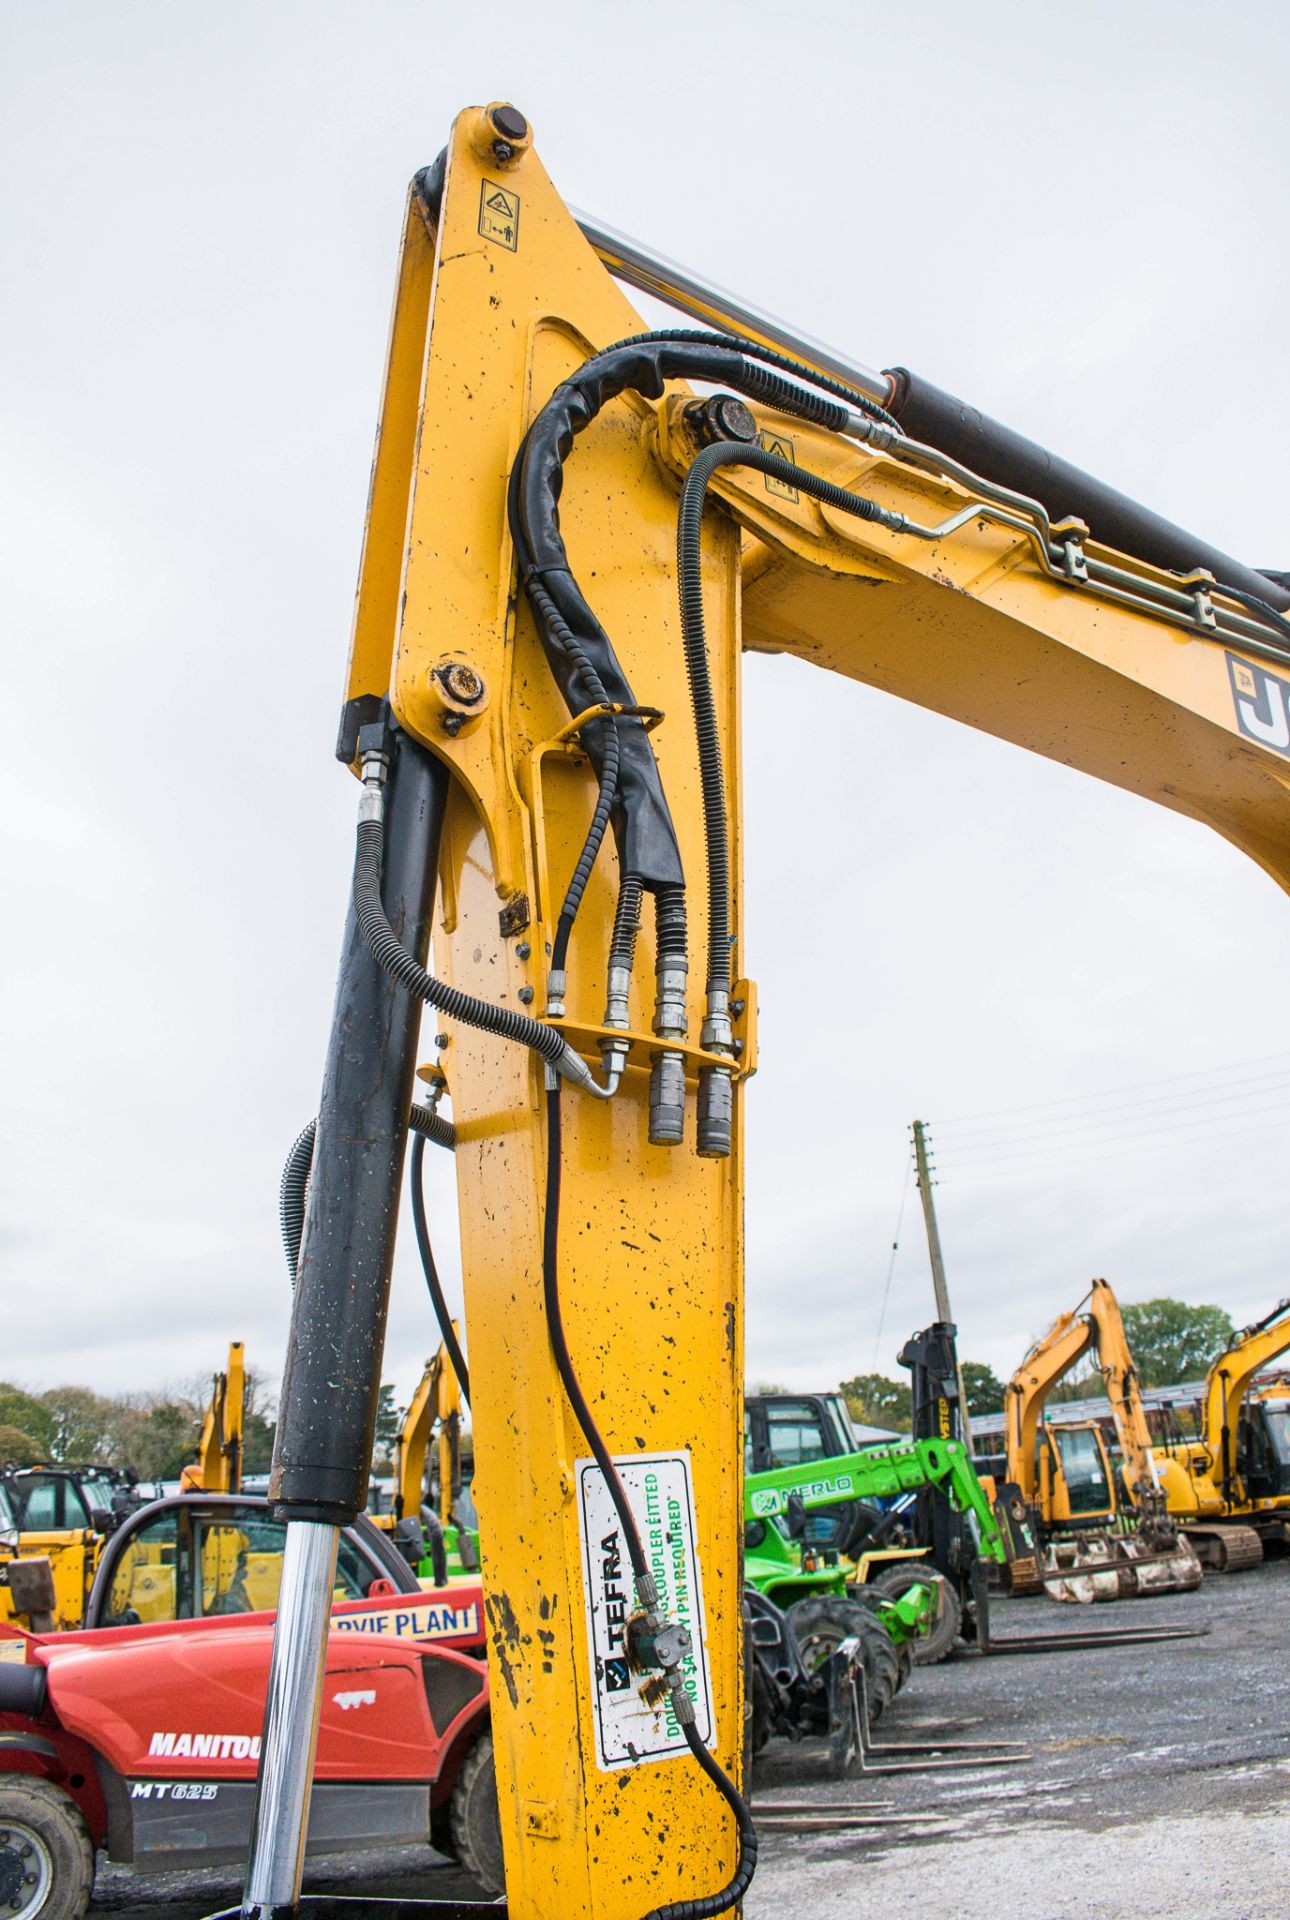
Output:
[
  {"xmin": 697, "ymin": 1065, "xmax": 733, "ymax": 1159},
  {"xmin": 649, "ymin": 1051, "xmax": 686, "ymax": 1146}
]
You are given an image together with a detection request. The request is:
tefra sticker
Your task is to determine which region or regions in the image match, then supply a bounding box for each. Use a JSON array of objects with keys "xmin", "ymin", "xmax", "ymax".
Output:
[{"xmin": 575, "ymin": 1450, "xmax": 714, "ymax": 1772}]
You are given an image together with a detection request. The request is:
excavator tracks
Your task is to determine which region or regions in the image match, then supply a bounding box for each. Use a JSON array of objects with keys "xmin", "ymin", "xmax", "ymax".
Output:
[{"xmin": 1182, "ymin": 1524, "xmax": 1264, "ymax": 1573}]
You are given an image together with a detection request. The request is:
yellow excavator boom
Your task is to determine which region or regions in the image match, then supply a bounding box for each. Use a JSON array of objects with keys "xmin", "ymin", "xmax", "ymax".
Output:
[{"xmin": 243, "ymin": 104, "xmax": 1290, "ymax": 1918}]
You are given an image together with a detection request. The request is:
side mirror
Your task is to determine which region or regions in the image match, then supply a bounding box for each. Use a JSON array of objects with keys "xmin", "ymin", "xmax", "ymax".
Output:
[{"xmin": 784, "ymin": 1493, "xmax": 807, "ymax": 1541}]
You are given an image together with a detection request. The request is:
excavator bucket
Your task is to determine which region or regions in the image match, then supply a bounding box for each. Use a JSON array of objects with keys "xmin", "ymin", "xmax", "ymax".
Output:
[{"xmin": 1040, "ymin": 1529, "xmax": 1203, "ymax": 1604}]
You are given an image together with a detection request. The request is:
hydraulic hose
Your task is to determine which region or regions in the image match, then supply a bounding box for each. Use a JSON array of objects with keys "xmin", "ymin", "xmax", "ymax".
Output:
[
  {"xmin": 542, "ymin": 1082, "xmax": 756, "ymax": 1918},
  {"xmin": 409, "ymin": 1130, "xmax": 471, "ymax": 1406},
  {"xmin": 677, "ymin": 438, "xmax": 906, "ymax": 1000},
  {"xmin": 353, "ymin": 804, "xmax": 613, "ymax": 1097},
  {"xmin": 279, "ymin": 1103, "xmax": 456, "ymax": 1282},
  {"xmin": 600, "ymin": 326, "xmax": 898, "ymax": 429}
]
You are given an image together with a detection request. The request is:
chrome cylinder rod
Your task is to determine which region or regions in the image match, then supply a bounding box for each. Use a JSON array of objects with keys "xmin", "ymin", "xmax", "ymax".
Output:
[
  {"xmin": 241, "ymin": 1520, "xmax": 339, "ymax": 1917},
  {"xmin": 573, "ymin": 207, "xmax": 892, "ymax": 405}
]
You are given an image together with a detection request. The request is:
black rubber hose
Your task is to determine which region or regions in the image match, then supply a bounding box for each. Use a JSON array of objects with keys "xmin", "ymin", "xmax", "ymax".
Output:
[
  {"xmin": 280, "ymin": 1103, "xmax": 456, "ymax": 1282},
  {"xmin": 515, "ymin": 337, "xmax": 855, "ymax": 893},
  {"xmin": 676, "ymin": 439, "xmax": 903, "ymax": 997},
  {"xmin": 542, "ymin": 1084, "xmax": 756, "ymax": 1918},
  {"xmin": 597, "ymin": 327, "xmax": 897, "ymax": 428},
  {"xmin": 410, "ymin": 1129, "xmax": 471, "ymax": 1407},
  {"xmin": 354, "ymin": 816, "xmax": 565, "ymax": 1063}
]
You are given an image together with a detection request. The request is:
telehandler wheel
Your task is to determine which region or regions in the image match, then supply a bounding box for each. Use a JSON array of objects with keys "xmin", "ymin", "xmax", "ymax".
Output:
[
  {"xmin": 448, "ymin": 1731, "xmax": 505, "ymax": 1895},
  {"xmin": 844, "ymin": 1583, "xmax": 914, "ymax": 1692},
  {"xmin": 0, "ymin": 1778, "xmax": 94, "ymax": 1920},
  {"xmin": 787, "ymin": 1594, "xmax": 899, "ymax": 1723},
  {"xmin": 865, "ymin": 1563, "xmax": 960, "ymax": 1666}
]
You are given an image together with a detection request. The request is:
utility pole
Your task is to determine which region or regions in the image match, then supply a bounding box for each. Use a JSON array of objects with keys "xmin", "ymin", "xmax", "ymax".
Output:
[{"xmin": 911, "ymin": 1120, "xmax": 972, "ymax": 1442}]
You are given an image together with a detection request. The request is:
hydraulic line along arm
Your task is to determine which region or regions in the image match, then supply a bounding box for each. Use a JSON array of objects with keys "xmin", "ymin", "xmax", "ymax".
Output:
[{"xmin": 235, "ymin": 101, "xmax": 1290, "ymax": 1920}]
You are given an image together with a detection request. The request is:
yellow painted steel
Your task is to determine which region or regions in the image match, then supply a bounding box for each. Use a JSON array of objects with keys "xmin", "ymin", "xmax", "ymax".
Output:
[
  {"xmin": 194, "ymin": 1340, "xmax": 246, "ymax": 1495},
  {"xmin": 343, "ymin": 103, "xmax": 1290, "ymax": 1917},
  {"xmin": 346, "ymin": 112, "xmax": 746, "ymax": 1917}
]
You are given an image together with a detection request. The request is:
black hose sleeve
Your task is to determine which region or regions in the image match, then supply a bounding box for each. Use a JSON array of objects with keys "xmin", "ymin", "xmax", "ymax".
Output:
[
  {"xmin": 677, "ymin": 439, "xmax": 900, "ymax": 996},
  {"xmin": 643, "ymin": 1721, "xmax": 759, "ymax": 1920},
  {"xmin": 355, "ymin": 817, "xmax": 565, "ymax": 1062},
  {"xmin": 516, "ymin": 338, "xmax": 853, "ymax": 889},
  {"xmin": 410, "ymin": 1130, "xmax": 471, "ymax": 1407},
  {"xmin": 279, "ymin": 1121, "xmax": 317, "ymax": 1280},
  {"xmin": 597, "ymin": 327, "xmax": 897, "ymax": 427},
  {"xmin": 542, "ymin": 1084, "xmax": 756, "ymax": 1917},
  {"xmin": 281, "ymin": 1103, "xmax": 456, "ymax": 1283},
  {"xmin": 608, "ymin": 875, "xmax": 644, "ymax": 973}
]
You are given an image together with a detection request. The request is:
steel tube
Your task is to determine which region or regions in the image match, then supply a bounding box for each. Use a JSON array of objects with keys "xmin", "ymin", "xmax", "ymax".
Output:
[
  {"xmin": 573, "ymin": 207, "xmax": 892, "ymax": 404},
  {"xmin": 242, "ymin": 1520, "xmax": 340, "ymax": 1916}
]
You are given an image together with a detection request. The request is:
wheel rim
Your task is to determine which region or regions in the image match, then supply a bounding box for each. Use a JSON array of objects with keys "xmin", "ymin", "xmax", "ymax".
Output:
[{"xmin": 0, "ymin": 1819, "xmax": 54, "ymax": 1920}]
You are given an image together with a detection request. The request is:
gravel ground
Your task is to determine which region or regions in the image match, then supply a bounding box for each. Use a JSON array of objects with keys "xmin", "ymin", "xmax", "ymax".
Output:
[{"xmin": 92, "ymin": 1563, "xmax": 1289, "ymax": 1918}]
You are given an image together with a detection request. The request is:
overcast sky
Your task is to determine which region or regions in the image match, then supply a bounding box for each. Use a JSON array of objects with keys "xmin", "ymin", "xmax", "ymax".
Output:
[{"xmin": 3, "ymin": 2, "xmax": 1289, "ymax": 1419}]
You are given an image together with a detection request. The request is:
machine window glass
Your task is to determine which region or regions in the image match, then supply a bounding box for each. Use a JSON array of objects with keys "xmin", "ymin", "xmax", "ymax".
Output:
[
  {"xmin": 18, "ymin": 1479, "xmax": 60, "ymax": 1530},
  {"xmin": 763, "ymin": 1402, "xmax": 830, "ymax": 1468},
  {"xmin": 1053, "ymin": 1427, "xmax": 1112, "ymax": 1515},
  {"xmin": 743, "ymin": 1411, "xmax": 753, "ymax": 1472},
  {"xmin": 193, "ymin": 1508, "xmax": 380, "ymax": 1616},
  {"xmin": 826, "ymin": 1395, "xmax": 859, "ymax": 1453},
  {"xmin": 104, "ymin": 1510, "xmax": 184, "ymax": 1624}
]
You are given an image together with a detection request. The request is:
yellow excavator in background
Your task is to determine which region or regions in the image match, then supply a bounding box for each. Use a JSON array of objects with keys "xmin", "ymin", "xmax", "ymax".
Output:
[
  {"xmin": 371, "ymin": 1340, "xmax": 475, "ymax": 1584},
  {"xmin": 1153, "ymin": 1299, "xmax": 1290, "ymax": 1568},
  {"xmin": 201, "ymin": 102, "xmax": 1290, "ymax": 1919},
  {"xmin": 1004, "ymin": 1279, "xmax": 1201, "ymax": 1598},
  {"xmin": 182, "ymin": 1340, "xmax": 247, "ymax": 1495}
]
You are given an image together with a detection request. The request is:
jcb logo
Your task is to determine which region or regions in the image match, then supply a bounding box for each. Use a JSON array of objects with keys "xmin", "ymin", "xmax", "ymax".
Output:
[{"xmin": 1228, "ymin": 653, "xmax": 1290, "ymax": 756}]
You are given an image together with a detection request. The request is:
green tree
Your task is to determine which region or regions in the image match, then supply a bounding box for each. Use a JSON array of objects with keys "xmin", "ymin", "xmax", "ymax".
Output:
[
  {"xmin": 960, "ymin": 1361, "xmax": 1006, "ymax": 1420},
  {"xmin": 839, "ymin": 1373, "xmax": 911, "ymax": 1433},
  {"xmin": 0, "ymin": 1422, "xmax": 42, "ymax": 1465},
  {"xmin": 0, "ymin": 1386, "xmax": 56, "ymax": 1456},
  {"xmin": 39, "ymin": 1386, "xmax": 115, "ymax": 1461},
  {"xmin": 1121, "ymin": 1298, "xmax": 1235, "ymax": 1389},
  {"xmin": 372, "ymin": 1383, "xmax": 401, "ymax": 1470},
  {"xmin": 242, "ymin": 1410, "xmax": 277, "ymax": 1474}
]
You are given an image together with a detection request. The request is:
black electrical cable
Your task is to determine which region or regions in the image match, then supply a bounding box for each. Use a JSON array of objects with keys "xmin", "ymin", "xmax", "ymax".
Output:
[
  {"xmin": 542, "ymin": 1083, "xmax": 756, "ymax": 1918},
  {"xmin": 279, "ymin": 1102, "xmax": 456, "ymax": 1282},
  {"xmin": 1213, "ymin": 580, "xmax": 1290, "ymax": 647},
  {"xmin": 354, "ymin": 815, "xmax": 566, "ymax": 1064},
  {"xmin": 410, "ymin": 1130, "xmax": 471, "ymax": 1406},
  {"xmin": 676, "ymin": 437, "xmax": 904, "ymax": 998}
]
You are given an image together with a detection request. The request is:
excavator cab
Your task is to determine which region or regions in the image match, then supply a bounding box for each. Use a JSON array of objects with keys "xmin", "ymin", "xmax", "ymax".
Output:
[
  {"xmin": 1237, "ymin": 1397, "xmax": 1290, "ymax": 1501},
  {"xmin": 1040, "ymin": 1422, "xmax": 1117, "ymax": 1524}
]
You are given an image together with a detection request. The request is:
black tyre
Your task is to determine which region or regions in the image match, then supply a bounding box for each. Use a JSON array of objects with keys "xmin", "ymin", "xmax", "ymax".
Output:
[
  {"xmin": 786, "ymin": 1593, "xmax": 898, "ymax": 1725},
  {"xmin": 0, "ymin": 1779, "xmax": 94, "ymax": 1920},
  {"xmin": 448, "ymin": 1731, "xmax": 505, "ymax": 1894},
  {"xmin": 866, "ymin": 1563, "xmax": 960, "ymax": 1665}
]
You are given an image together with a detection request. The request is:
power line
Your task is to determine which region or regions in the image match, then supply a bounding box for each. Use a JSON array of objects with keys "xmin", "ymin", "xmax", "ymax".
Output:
[
  {"xmin": 937, "ymin": 1068, "xmax": 1290, "ymax": 1148},
  {"xmin": 944, "ymin": 1084, "xmax": 1290, "ymax": 1161},
  {"xmin": 871, "ymin": 1156, "xmax": 912, "ymax": 1371},
  {"xmin": 939, "ymin": 1105, "xmax": 1290, "ymax": 1181},
  {"xmin": 934, "ymin": 1048, "xmax": 1290, "ymax": 1132}
]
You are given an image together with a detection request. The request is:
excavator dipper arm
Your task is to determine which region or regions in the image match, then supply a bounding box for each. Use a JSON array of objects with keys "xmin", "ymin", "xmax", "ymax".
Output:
[{"xmin": 237, "ymin": 102, "xmax": 1290, "ymax": 1920}]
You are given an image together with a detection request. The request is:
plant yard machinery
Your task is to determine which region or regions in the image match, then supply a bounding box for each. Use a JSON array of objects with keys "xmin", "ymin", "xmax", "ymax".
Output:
[
  {"xmin": 745, "ymin": 1430, "xmax": 1036, "ymax": 1663},
  {"xmin": 371, "ymin": 1345, "xmax": 477, "ymax": 1585},
  {"xmin": 1152, "ymin": 1297, "xmax": 1290, "ymax": 1568},
  {"xmin": 187, "ymin": 1342, "xmax": 248, "ymax": 1495},
  {"xmin": 1001, "ymin": 1280, "xmax": 1202, "ymax": 1598},
  {"xmin": 104, "ymin": 99, "xmax": 1290, "ymax": 1919}
]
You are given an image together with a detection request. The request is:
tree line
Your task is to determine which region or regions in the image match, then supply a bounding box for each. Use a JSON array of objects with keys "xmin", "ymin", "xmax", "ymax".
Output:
[
  {"xmin": 0, "ymin": 1376, "xmax": 277, "ymax": 1481},
  {"xmin": 836, "ymin": 1297, "xmax": 1235, "ymax": 1433}
]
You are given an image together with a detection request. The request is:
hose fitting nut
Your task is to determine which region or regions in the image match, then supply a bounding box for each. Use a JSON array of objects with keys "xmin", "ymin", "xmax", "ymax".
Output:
[
  {"xmin": 546, "ymin": 968, "xmax": 567, "ymax": 1018},
  {"xmin": 649, "ymin": 1050, "xmax": 686, "ymax": 1146},
  {"xmin": 652, "ymin": 960, "xmax": 688, "ymax": 1041}
]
